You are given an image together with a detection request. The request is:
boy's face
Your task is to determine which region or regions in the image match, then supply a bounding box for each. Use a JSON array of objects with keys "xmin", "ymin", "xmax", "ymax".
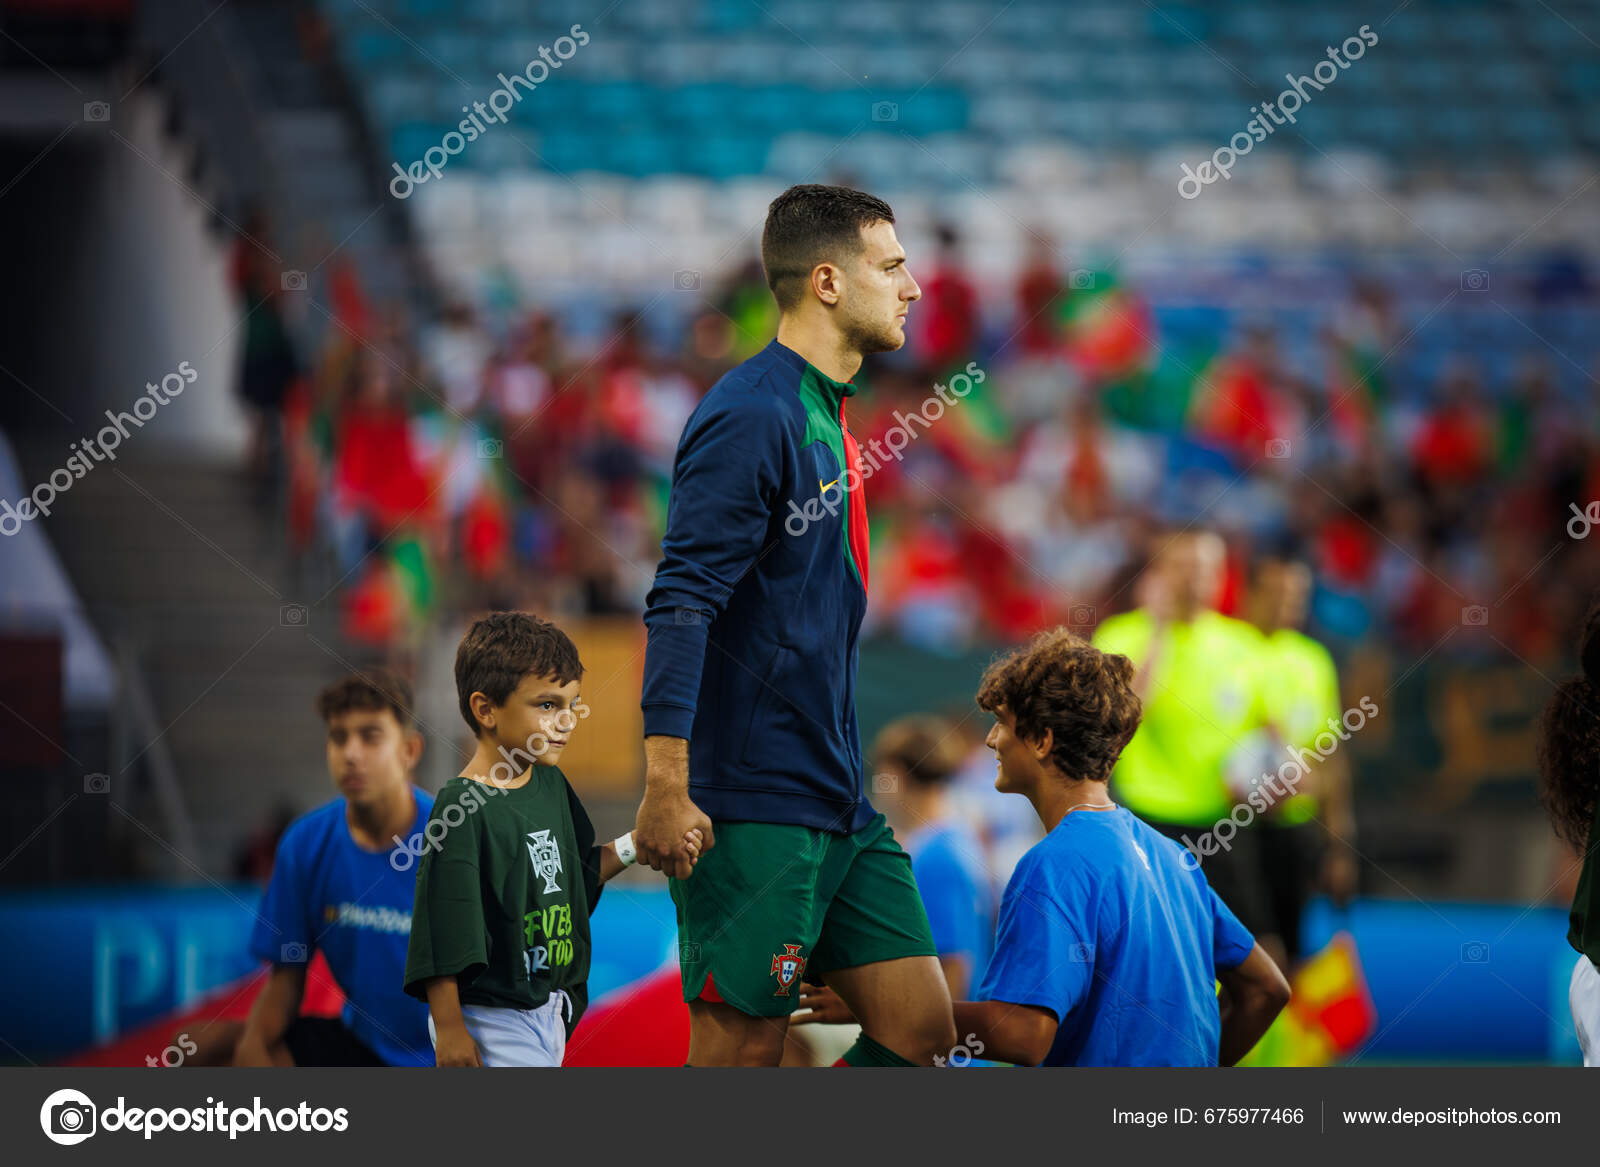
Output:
[
  {"xmin": 985, "ymin": 707, "xmax": 1046, "ymax": 796},
  {"xmin": 325, "ymin": 708, "xmax": 420, "ymax": 807},
  {"xmin": 480, "ymin": 673, "xmax": 584, "ymax": 769}
]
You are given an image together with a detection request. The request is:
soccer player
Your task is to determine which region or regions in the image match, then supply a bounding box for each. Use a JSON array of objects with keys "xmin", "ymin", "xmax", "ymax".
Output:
[
  {"xmin": 1092, "ymin": 531, "xmax": 1282, "ymax": 954},
  {"xmin": 634, "ymin": 183, "xmax": 958, "ymax": 1066},
  {"xmin": 1537, "ymin": 592, "xmax": 1600, "ymax": 1065},
  {"xmin": 403, "ymin": 612, "xmax": 698, "ymax": 1067},
  {"xmin": 233, "ymin": 670, "xmax": 434, "ymax": 1067},
  {"xmin": 803, "ymin": 630, "xmax": 1290, "ymax": 1065},
  {"xmin": 1248, "ymin": 555, "xmax": 1358, "ymax": 962}
]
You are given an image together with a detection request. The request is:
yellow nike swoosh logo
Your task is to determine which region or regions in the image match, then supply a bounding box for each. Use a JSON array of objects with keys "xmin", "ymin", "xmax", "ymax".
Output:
[{"xmin": 820, "ymin": 478, "xmax": 839, "ymax": 491}]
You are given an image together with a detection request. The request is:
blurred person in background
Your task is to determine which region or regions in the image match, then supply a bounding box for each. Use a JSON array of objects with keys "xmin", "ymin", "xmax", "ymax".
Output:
[
  {"xmin": 871, "ymin": 716, "xmax": 992, "ymax": 998},
  {"xmin": 230, "ymin": 207, "xmax": 301, "ymax": 497},
  {"xmin": 1248, "ymin": 555, "xmax": 1359, "ymax": 964},
  {"xmin": 1092, "ymin": 531, "xmax": 1283, "ymax": 960},
  {"xmin": 1537, "ymin": 593, "xmax": 1600, "ymax": 1065},
  {"xmin": 193, "ymin": 672, "xmax": 434, "ymax": 1067}
]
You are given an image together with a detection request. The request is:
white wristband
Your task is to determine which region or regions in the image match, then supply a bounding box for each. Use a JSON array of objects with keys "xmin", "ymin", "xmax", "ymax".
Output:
[{"xmin": 613, "ymin": 831, "xmax": 637, "ymax": 867}]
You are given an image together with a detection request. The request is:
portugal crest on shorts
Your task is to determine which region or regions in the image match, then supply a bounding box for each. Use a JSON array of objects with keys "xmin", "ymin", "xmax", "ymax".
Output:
[
  {"xmin": 526, "ymin": 829, "xmax": 563, "ymax": 894},
  {"xmin": 770, "ymin": 943, "xmax": 806, "ymax": 997}
]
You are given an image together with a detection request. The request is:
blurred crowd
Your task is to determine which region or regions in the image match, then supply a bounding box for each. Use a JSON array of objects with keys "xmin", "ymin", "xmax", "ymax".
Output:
[{"xmin": 234, "ymin": 224, "xmax": 1600, "ymax": 669}]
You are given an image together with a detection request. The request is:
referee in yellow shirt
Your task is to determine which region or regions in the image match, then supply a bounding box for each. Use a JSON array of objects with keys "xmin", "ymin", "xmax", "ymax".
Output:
[
  {"xmin": 1093, "ymin": 532, "xmax": 1282, "ymax": 957},
  {"xmin": 1247, "ymin": 556, "xmax": 1358, "ymax": 966}
]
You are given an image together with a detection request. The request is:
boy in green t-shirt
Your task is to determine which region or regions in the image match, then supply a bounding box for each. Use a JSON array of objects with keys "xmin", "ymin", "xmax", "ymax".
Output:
[{"xmin": 404, "ymin": 611, "xmax": 701, "ymax": 1067}]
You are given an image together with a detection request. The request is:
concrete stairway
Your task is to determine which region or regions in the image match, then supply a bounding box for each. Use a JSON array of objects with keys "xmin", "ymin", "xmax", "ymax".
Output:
[{"xmin": 22, "ymin": 446, "xmax": 371, "ymax": 876}]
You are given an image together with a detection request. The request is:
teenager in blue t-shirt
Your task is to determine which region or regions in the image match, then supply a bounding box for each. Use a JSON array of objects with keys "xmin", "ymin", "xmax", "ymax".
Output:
[
  {"xmin": 961, "ymin": 629, "xmax": 1290, "ymax": 1067},
  {"xmin": 235, "ymin": 671, "xmax": 435, "ymax": 1067}
]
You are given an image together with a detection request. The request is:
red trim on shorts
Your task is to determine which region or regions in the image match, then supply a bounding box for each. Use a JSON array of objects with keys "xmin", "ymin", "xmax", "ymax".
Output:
[{"xmin": 698, "ymin": 972, "xmax": 724, "ymax": 1004}]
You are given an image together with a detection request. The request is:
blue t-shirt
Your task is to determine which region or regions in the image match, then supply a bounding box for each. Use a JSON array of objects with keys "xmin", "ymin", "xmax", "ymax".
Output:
[
  {"xmin": 975, "ymin": 807, "xmax": 1254, "ymax": 1067},
  {"xmin": 249, "ymin": 789, "xmax": 434, "ymax": 1067},
  {"xmin": 905, "ymin": 822, "xmax": 991, "ymax": 975}
]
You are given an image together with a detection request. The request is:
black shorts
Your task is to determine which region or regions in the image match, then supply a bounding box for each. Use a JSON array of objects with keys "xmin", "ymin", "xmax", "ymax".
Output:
[
  {"xmin": 1257, "ymin": 822, "xmax": 1323, "ymax": 962},
  {"xmin": 283, "ymin": 1016, "xmax": 388, "ymax": 1067}
]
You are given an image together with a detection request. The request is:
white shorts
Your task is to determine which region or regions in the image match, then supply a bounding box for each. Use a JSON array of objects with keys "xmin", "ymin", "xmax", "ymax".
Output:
[
  {"xmin": 428, "ymin": 991, "xmax": 572, "ymax": 1067},
  {"xmin": 1569, "ymin": 954, "xmax": 1600, "ymax": 1066}
]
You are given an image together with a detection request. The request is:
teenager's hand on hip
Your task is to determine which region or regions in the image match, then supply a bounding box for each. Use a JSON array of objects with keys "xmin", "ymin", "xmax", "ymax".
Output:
[{"xmin": 792, "ymin": 983, "xmax": 857, "ymax": 1026}]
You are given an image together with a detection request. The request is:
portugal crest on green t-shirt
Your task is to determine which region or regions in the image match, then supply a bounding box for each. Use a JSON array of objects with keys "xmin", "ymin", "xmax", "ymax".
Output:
[{"xmin": 527, "ymin": 829, "xmax": 563, "ymax": 894}]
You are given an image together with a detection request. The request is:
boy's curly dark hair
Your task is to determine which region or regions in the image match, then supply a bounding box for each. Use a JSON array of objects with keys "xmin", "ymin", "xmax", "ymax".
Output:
[
  {"xmin": 976, "ymin": 627, "xmax": 1142, "ymax": 784},
  {"xmin": 1538, "ymin": 592, "xmax": 1600, "ymax": 848},
  {"xmin": 454, "ymin": 611, "xmax": 583, "ymax": 735}
]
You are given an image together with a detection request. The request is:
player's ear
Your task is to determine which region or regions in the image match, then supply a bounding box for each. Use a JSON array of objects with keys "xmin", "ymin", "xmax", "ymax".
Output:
[
  {"xmin": 1030, "ymin": 728, "xmax": 1054, "ymax": 763},
  {"xmin": 811, "ymin": 261, "xmax": 842, "ymax": 306},
  {"xmin": 403, "ymin": 729, "xmax": 424, "ymax": 769}
]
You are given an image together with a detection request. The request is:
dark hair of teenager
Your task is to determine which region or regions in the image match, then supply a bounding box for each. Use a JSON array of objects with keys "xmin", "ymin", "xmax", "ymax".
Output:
[
  {"xmin": 976, "ymin": 627, "xmax": 1142, "ymax": 785},
  {"xmin": 1537, "ymin": 592, "xmax": 1600, "ymax": 848},
  {"xmin": 315, "ymin": 669, "xmax": 414, "ymax": 730},
  {"xmin": 871, "ymin": 715, "xmax": 965, "ymax": 789},
  {"xmin": 454, "ymin": 611, "xmax": 584, "ymax": 735},
  {"xmin": 761, "ymin": 184, "xmax": 895, "ymax": 312}
]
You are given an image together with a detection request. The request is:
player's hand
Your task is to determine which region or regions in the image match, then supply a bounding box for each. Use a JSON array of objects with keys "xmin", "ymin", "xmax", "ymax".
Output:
[
  {"xmin": 433, "ymin": 1024, "xmax": 483, "ymax": 1067},
  {"xmin": 792, "ymin": 984, "xmax": 857, "ymax": 1026},
  {"xmin": 635, "ymin": 784, "xmax": 714, "ymax": 879}
]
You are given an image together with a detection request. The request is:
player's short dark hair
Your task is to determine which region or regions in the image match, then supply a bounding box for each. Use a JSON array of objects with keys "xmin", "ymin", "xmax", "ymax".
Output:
[
  {"xmin": 454, "ymin": 611, "xmax": 583, "ymax": 735},
  {"xmin": 976, "ymin": 628, "xmax": 1142, "ymax": 785},
  {"xmin": 761, "ymin": 184, "xmax": 895, "ymax": 311},
  {"xmin": 871, "ymin": 715, "xmax": 964, "ymax": 789},
  {"xmin": 315, "ymin": 669, "xmax": 414, "ymax": 730}
]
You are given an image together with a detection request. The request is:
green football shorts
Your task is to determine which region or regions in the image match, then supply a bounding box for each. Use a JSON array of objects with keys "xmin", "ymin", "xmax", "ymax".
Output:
[{"xmin": 669, "ymin": 812, "xmax": 938, "ymax": 1017}]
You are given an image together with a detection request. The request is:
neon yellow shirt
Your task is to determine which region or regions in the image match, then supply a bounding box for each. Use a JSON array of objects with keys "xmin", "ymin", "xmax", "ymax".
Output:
[
  {"xmin": 1257, "ymin": 628, "xmax": 1342, "ymax": 825},
  {"xmin": 1092, "ymin": 609, "xmax": 1269, "ymax": 827}
]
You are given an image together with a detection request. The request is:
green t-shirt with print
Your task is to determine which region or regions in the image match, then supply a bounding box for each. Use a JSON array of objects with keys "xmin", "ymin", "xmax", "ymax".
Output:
[{"xmin": 404, "ymin": 769, "xmax": 600, "ymax": 1032}]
